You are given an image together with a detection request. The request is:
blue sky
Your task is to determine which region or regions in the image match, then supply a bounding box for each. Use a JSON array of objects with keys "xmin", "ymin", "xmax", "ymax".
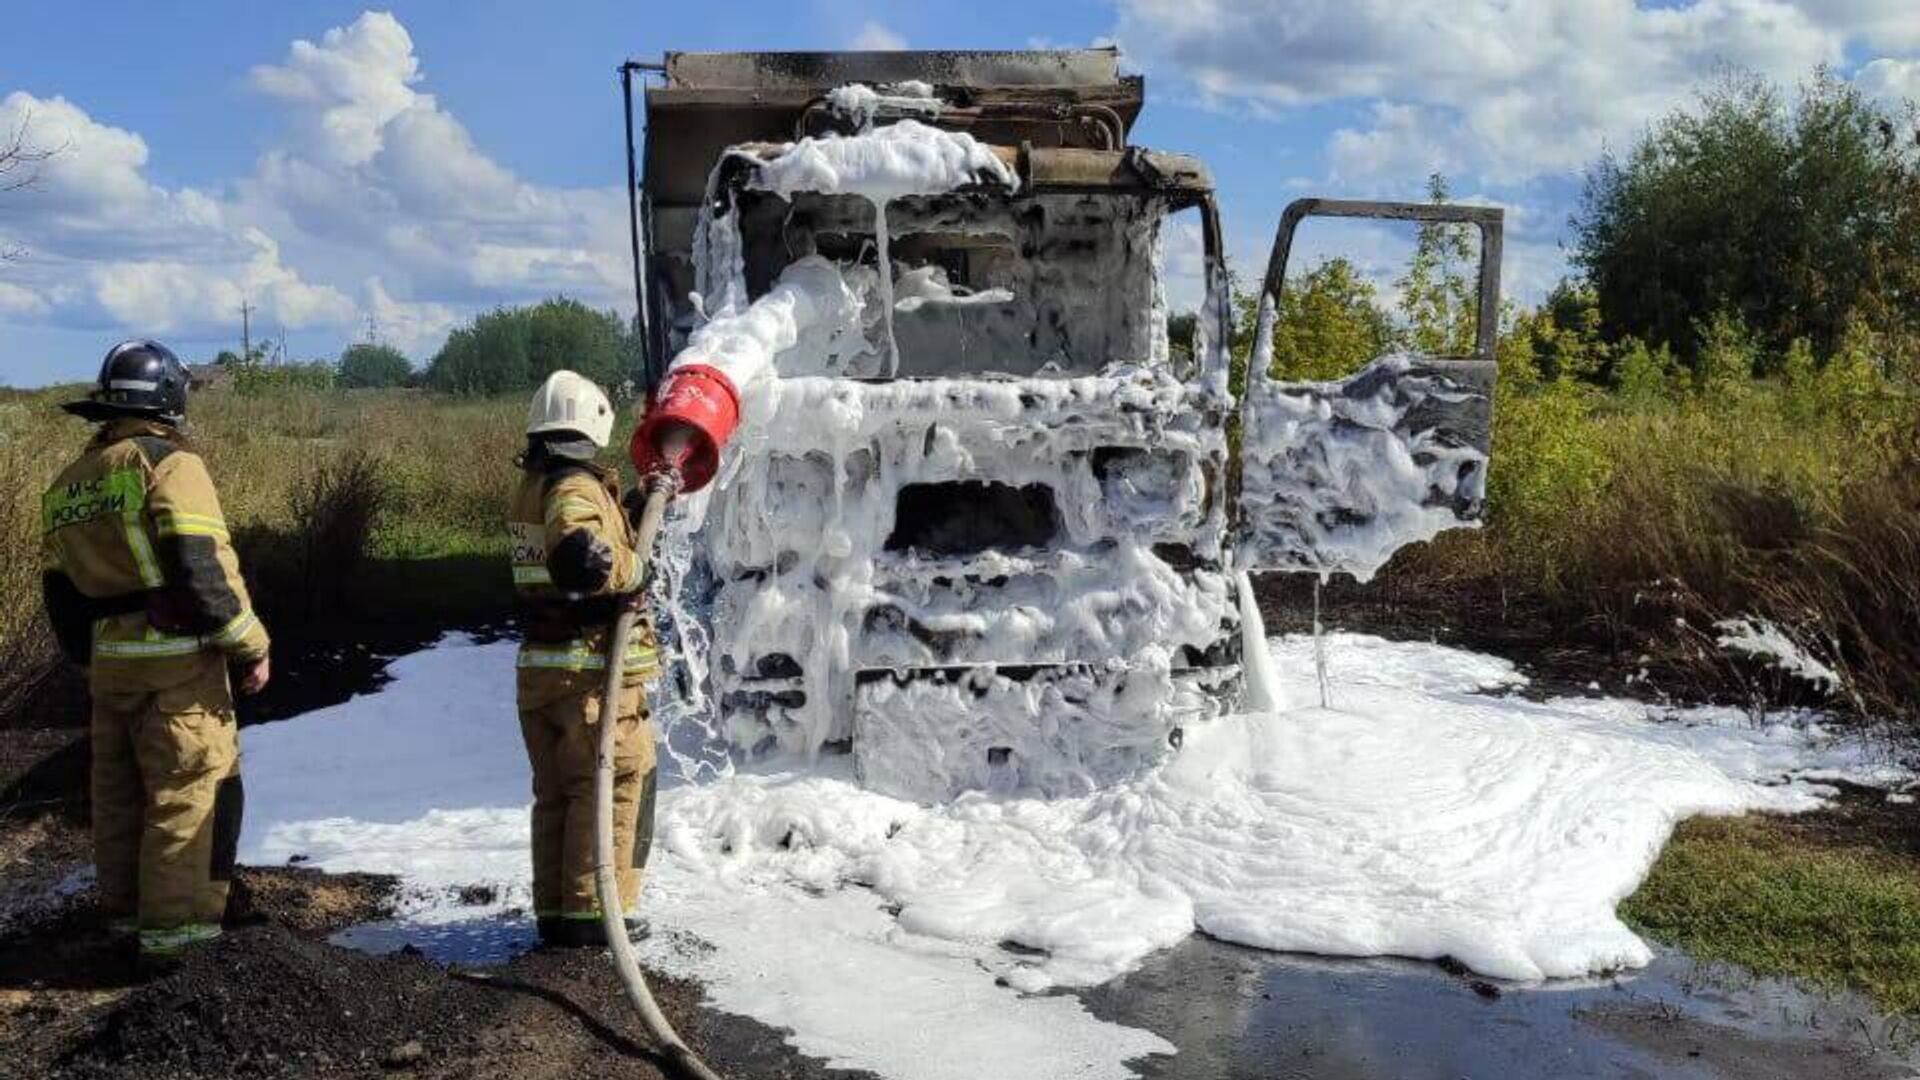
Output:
[{"xmin": 2, "ymin": 1, "xmax": 1915, "ymax": 386}]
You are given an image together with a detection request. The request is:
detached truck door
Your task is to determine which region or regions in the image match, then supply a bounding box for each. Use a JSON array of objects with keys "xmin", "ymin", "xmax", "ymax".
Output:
[{"xmin": 1234, "ymin": 198, "xmax": 1504, "ymax": 581}]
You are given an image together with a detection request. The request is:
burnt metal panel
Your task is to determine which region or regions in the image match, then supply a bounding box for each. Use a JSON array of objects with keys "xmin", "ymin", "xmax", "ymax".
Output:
[{"xmin": 1235, "ymin": 198, "xmax": 1505, "ymax": 577}]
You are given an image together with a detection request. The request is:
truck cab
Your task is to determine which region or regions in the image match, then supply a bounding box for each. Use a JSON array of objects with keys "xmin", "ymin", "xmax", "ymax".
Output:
[{"xmin": 634, "ymin": 50, "xmax": 1501, "ymax": 801}]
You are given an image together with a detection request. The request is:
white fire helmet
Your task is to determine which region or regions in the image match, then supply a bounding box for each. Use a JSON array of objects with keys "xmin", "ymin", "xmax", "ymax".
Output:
[{"xmin": 526, "ymin": 369, "xmax": 615, "ymax": 448}]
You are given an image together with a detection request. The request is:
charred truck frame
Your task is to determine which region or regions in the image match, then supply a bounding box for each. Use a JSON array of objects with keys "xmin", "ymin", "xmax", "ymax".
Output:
[{"xmin": 622, "ymin": 49, "xmax": 1502, "ymax": 801}]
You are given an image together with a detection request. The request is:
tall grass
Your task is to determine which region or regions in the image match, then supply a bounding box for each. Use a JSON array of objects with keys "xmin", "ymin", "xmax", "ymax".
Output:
[
  {"xmin": 1401, "ymin": 356, "xmax": 1920, "ymax": 740},
  {"xmin": 1739, "ymin": 437, "xmax": 1920, "ymax": 732},
  {"xmin": 0, "ymin": 408, "xmax": 67, "ymax": 724}
]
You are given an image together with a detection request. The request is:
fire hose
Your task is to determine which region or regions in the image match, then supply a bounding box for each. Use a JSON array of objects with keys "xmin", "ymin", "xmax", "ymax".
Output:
[{"xmin": 590, "ymin": 369, "xmax": 742, "ymax": 1080}]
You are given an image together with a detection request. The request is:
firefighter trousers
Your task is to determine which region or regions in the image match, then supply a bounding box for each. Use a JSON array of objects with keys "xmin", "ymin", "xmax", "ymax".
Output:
[
  {"xmin": 517, "ymin": 682, "xmax": 655, "ymax": 922},
  {"xmin": 90, "ymin": 657, "xmax": 243, "ymax": 954}
]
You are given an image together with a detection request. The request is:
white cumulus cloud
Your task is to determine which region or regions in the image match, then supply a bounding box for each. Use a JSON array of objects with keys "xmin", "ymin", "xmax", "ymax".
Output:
[
  {"xmin": 363, "ymin": 276, "xmax": 459, "ymax": 360},
  {"xmin": 1116, "ymin": 0, "xmax": 1851, "ymax": 183},
  {"xmin": 0, "ymin": 10, "xmax": 630, "ymax": 370},
  {"xmin": 0, "ymin": 91, "xmax": 350, "ymax": 335},
  {"xmin": 248, "ymin": 13, "xmax": 423, "ymax": 167},
  {"xmin": 237, "ymin": 11, "xmax": 628, "ymax": 314},
  {"xmin": 1113, "ymin": 0, "xmax": 1917, "ymax": 300},
  {"xmin": 88, "ymin": 228, "xmax": 354, "ymax": 335},
  {"xmin": 1858, "ymin": 57, "xmax": 1920, "ymax": 109},
  {"xmin": 1796, "ymin": 0, "xmax": 1920, "ymax": 51}
]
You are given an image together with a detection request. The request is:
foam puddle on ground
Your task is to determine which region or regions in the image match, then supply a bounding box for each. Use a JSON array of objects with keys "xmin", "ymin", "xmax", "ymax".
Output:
[{"xmin": 238, "ymin": 632, "xmax": 1897, "ymax": 1080}]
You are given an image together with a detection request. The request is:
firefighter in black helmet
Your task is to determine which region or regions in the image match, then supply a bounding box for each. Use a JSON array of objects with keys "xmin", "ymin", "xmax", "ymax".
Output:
[
  {"xmin": 60, "ymin": 340, "xmax": 193, "ymax": 423},
  {"xmin": 42, "ymin": 340, "xmax": 271, "ymax": 967}
]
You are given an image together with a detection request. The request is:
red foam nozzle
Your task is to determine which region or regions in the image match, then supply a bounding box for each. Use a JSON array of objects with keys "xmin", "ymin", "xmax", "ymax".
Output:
[{"xmin": 632, "ymin": 363, "xmax": 741, "ymax": 494}]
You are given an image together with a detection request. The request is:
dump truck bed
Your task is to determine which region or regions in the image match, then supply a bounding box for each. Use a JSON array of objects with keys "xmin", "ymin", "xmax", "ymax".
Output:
[
  {"xmin": 640, "ymin": 48, "xmax": 1148, "ymax": 357},
  {"xmin": 645, "ymin": 48, "xmax": 1140, "ymax": 200}
]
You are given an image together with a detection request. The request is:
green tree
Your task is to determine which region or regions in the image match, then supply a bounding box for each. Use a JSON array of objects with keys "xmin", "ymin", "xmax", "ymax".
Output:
[
  {"xmin": 1265, "ymin": 258, "xmax": 1396, "ymax": 380},
  {"xmin": 337, "ymin": 342, "xmax": 412, "ymax": 389},
  {"xmin": 1573, "ymin": 69, "xmax": 1920, "ymax": 368},
  {"xmin": 1811, "ymin": 315, "xmax": 1893, "ymax": 426},
  {"xmin": 1397, "ymin": 174, "xmax": 1479, "ymax": 356},
  {"xmin": 1495, "ymin": 310, "xmax": 1543, "ymax": 393},
  {"xmin": 525, "ymin": 297, "xmax": 627, "ymax": 387},
  {"xmin": 427, "ymin": 297, "xmax": 634, "ymax": 395},
  {"xmin": 1779, "ymin": 336, "xmax": 1822, "ymax": 423},
  {"xmin": 1505, "ymin": 283, "xmax": 1611, "ymax": 385},
  {"xmin": 1166, "ymin": 311, "xmax": 1197, "ymax": 365},
  {"xmin": 1229, "ymin": 258, "xmax": 1394, "ymax": 389},
  {"xmin": 1540, "ymin": 283, "xmax": 1610, "ymax": 382},
  {"xmin": 429, "ymin": 308, "xmax": 530, "ymax": 395}
]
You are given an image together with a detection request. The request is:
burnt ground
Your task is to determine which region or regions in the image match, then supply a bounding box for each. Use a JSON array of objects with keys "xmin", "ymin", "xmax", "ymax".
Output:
[
  {"xmin": 0, "ymin": 866, "xmax": 868, "ymax": 1080},
  {"xmin": 1760, "ymin": 777, "xmax": 1920, "ymax": 860},
  {"xmin": 1251, "ymin": 570, "xmax": 1666, "ymax": 700}
]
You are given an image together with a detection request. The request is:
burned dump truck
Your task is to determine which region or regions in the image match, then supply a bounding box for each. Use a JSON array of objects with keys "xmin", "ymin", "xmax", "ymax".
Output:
[{"xmin": 625, "ymin": 49, "xmax": 1502, "ymax": 801}]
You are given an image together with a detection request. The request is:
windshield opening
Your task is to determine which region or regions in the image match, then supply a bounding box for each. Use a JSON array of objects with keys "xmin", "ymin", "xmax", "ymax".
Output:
[{"xmin": 734, "ymin": 190, "xmax": 1168, "ymax": 378}]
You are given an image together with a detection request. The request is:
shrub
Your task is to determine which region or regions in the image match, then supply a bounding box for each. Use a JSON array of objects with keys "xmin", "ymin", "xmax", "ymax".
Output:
[
  {"xmin": 1260, "ymin": 258, "xmax": 1396, "ymax": 381},
  {"xmin": 1396, "ymin": 174, "xmax": 1480, "ymax": 356},
  {"xmin": 338, "ymin": 343, "xmax": 413, "ymax": 389},
  {"xmin": 1612, "ymin": 337, "xmax": 1681, "ymax": 407},
  {"xmin": 1694, "ymin": 308, "xmax": 1760, "ymax": 393},
  {"xmin": 278, "ymin": 448, "xmax": 391, "ymax": 619},
  {"xmin": 1483, "ymin": 378, "xmax": 1615, "ymax": 584}
]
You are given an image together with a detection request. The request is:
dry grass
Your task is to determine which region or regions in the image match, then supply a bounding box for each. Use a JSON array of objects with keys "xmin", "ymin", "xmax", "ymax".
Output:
[
  {"xmin": 0, "ymin": 407, "xmax": 66, "ymax": 724},
  {"xmin": 1738, "ymin": 436, "xmax": 1920, "ymax": 735},
  {"xmin": 1396, "ymin": 378, "xmax": 1920, "ymax": 740}
]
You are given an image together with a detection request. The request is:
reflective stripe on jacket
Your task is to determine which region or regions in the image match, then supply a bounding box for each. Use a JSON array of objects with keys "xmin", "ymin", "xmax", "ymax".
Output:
[{"xmin": 518, "ymin": 636, "xmax": 661, "ymax": 673}]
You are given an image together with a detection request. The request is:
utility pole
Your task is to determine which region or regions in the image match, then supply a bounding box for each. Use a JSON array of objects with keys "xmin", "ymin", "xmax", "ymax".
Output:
[{"xmin": 240, "ymin": 299, "xmax": 253, "ymax": 363}]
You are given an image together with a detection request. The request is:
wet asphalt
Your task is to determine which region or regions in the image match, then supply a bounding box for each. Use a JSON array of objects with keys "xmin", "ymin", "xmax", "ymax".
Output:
[{"xmin": 335, "ymin": 912, "xmax": 1915, "ymax": 1080}]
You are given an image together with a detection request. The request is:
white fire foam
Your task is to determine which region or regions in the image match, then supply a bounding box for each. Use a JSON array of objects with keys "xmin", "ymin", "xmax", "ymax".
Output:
[
  {"xmin": 1715, "ymin": 616, "xmax": 1841, "ymax": 692},
  {"xmin": 236, "ymin": 632, "xmax": 1898, "ymax": 1079},
  {"xmin": 651, "ymin": 124, "xmax": 1232, "ymax": 795},
  {"xmin": 1239, "ymin": 353, "xmax": 1489, "ymax": 582}
]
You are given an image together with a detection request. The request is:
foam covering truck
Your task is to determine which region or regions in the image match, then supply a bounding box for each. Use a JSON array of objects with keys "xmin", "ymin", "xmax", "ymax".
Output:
[{"xmin": 626, "ymin": 49, "xmax": 1503, "ymax": 801}]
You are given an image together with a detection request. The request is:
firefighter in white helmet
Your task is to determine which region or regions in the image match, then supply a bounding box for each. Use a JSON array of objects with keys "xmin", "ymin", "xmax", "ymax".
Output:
[{"xmin": 509, "ymin": 370, "xmax": 661, "ymax": 946}]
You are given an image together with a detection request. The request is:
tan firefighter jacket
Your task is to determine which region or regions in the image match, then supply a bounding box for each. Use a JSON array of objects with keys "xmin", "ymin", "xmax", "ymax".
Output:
[
  {"xmin": 509, "ymin": 457, "xmax": 661, "ymax": 709},
  {"xmin": 41, "ymin": 419, "xmax": 270, "ymax": 692}
]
